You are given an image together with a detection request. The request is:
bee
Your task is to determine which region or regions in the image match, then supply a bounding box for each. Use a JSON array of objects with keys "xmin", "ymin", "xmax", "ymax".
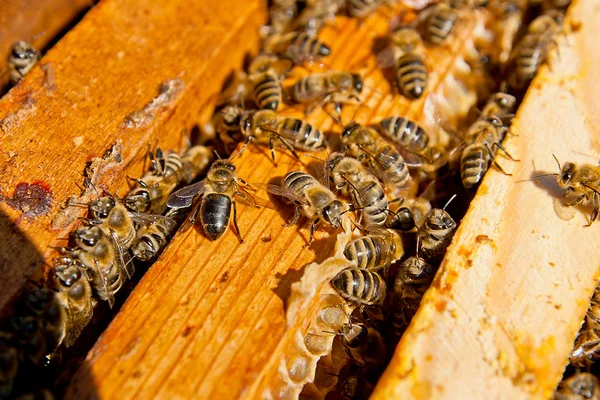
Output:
[
  {"xmin": 247, "ymin": 54, "xmax": 292, "ymax": 111},
  {"xmin": 130, "ymin": 217, "xmax": 177, "ymax": 261},
  {"xmin": 343, "ymin": 228, "xmax": 404, "ymax": 269},
  {"xmin": 378, "ymin": 116, "xmax": 430, "ymax": 155},
  {"xmin": 290, "ymin": 71, "xmax": 363, "ymax": 113},
  {"xmin": 391, "ymin": 244, "xmax": 437, "ymax": 337},
  {"xmin": 263, "ymin": 30, "xmax": 331, "ymax": 64},
  {"xmin": 181, "ymin": 145, "xmax": 213, "ymax": 184},
  {"xmin": 555, "ymin": 373, "xmax": 600, "ymax": 400},
  {"xmin": 9, "ymin": 314, "xmax": 48, "ymax": 365},
  {"xmin": 391, "ymin": 28, "xmax": 428, "ymax": 100},
  {"xmin": 570, "ymin": 285, "xmax": 600, "ymax": 366},
  {"xmin": 417, "ymin": 195, "xmax": 457, "ymax": 261},
  {"xmin": 460, "ymin": 114, "xmax": 515, "ymax": 191},
  {"xmin": 0, "ymin": 343, "xmax": 18, "ymax": 398},
  {"xmin": 479, "ymin": 92, "xmax": 517, "ymax": 119},
  {"xmin": 339, "ymin": 322, "xmax": 387, "ymax": 372},
  {"xmin": 216, "ymin": 105, "xmax": 245, "ymax": 153},
  {"xmin": 387, "ymin": 196, "xmax": 432, "ymax": 231},
  {"xmin": 167, "ymin": 158, "xmax": 255, "ymax": 242},
  {"xmin": 420, "ymin": 3, "xmax": 458, "ymax": 46},
  {"xmin": 331, "ymin": 268, "xmax": 387, "ymax": 306},
  {"xmin": 22, "ymin": 287, "xmax": 66, "ymax": 354},
  {"xmin": 52, "ymin": 256, "xmax": 95, "ymax": 347},
  {"xmin": 336, "ymin": 373, "xmax": 375, "ymax": 400},
  {"xmin": 63, "ymin": 225, "xmax": 127, "ymax": 307},
  {"xmin": 508, "ymin": 11, "xmax": 563, "ymax": 89},
  {"xmin": 346, "ymin": 0, "xmax": 385, "ymax": 18},
  {"xmin": 294, "ymin": 0, "xmax": 344, "ymax": 31},
  {"xmin": 149, "ymin": 148, "xmax": 185, "ymax": 182},
  {"xmin": 268, "ymin": 0, "xmax": 299, "ymax": 34},
  {"xmin": 327, "ymin": 153, "xmax": 389, "ymax": 227},
  {"xmin": 7, "ymin": 41, "xmax": 41, "ymax": 85},
  {"xmin": 240, "ymin": 109, "xmax": 327, "ymax": 163},
  {"xmin": 552, "ymin": 158, "xmax": 600, "ymax": 227},
  {"xmin": 341, "ymin": 122, "xmax": 421, "ymax": 189},
  {"xmin": 448, "ymin": 0, "xmax": 488, "ymax": 9},
  {"xmin": 259, "ymin": 171, "xmax": 343, "ymax": 244}
]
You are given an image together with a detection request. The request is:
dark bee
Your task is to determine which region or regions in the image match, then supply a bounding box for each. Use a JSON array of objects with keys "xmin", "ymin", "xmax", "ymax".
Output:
[
  {"xmin": 7, "ymin": 41, "xmax": 41, "ymax": 85},
  {"xmin": 417, "ymin": 196, "xmax": 457, "ymax": 261},
  {"xmin": 571, "ymin": 285, "xmax": 600, "ymax": 367},
  {"xmin": 167, "ymin": 159, "xmax": 255, "ymax": 242},
  {"xmin": 555, "ymin": 372, "xmax": 600, "ymax": 400},
  {"xmin": 339, "ymin": 322, "xmax": 387, "ymax": 372},
  {"xmin": 331, "ymin": 268, "xmax": 387, "ymax": 306},
  {"xmin": 0, "ymin": 342, "xmax": 18, "ymax": 398},
  {"xmin": 22, "ymin": 288, "xmax": 66, "ymax": 354}
]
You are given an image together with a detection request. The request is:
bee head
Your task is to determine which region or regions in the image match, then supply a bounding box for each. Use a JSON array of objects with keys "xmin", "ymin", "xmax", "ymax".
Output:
[
  {"xmin": 559, "ymin": 162, "xmax": 576, "ymax": 187},
  {"xmin": 352, "ymin": 74, "xmax": 363, "ymax": 93},
  {"xmin": 388, "ymin": 207, "xmax": 415, "ymax": 231},
  {"xmin": 74, "ymin": 226, "xmax": 102, "ymax": 248},
  {"xmin": 341, "ymin": 323, "xmax": 367, "ymax": 348},
  {"xmin": 326, "ymin": 153, "xmax": 344, "ymax": 173},
  {"xmin": 341, "ymin": 122, "xmax": 359, "ymax": 139},
  {"xmin": 322, "ymin": 200, "xmax": 343, "ymax": 228},
  {"xmin": 493, "ymin": 93, "xmax": 516, "ymax": 110},
  {"xmin": 55, "ymin": 265, "xmax": 82, "ymax": 288},
  {"xmin": 426, "ymin": 208, "xmax": 456, "ymax": 231},
  {"xmin": 404, "ymin": 256, "xmax": 434, "ymax": 279},
  {"xmin": 210, "ymin": 159, "xmax": 236, "ymax": 182},
  {"xmin": 89, "ymin": 196, "xmax": 115, "ymax": 220},
  {"xmin": 11, "ymin": 41, "xmax": 38, "ymax": 60}
]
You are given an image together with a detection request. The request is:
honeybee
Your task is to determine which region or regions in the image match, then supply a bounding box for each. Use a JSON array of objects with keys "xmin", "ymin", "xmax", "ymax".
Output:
[
  {"xmin": 553, "ymin": 159, "xmax": 600, "ymax": 227},
  {"xmin": 507, "ymin": 11, "xmax": 563, "ymax": 89},
  {"xmin": 167, "ymin": 159, "xmax": 255, "ymax": 242},
  {"xmin": 9, "ymin": 314, "xmax": 48, "ymax": 365},
  {"xmin": 387, "ymin": 196, "xmax": 432, "ymax": 231},
  {"xmin": 331, "ymin": 268, "xmax": 387, "ymax": 306},
  {"xmin": 52, "ymin": 257, "xmax": 95, "ymax": 347},
  {"xmin": 64, "ymin": 225, "xmax": 127, "ymax": 307},
  {"xmin": 327, "ymin": 153, "xmax": 389, "ymax": 227},
  {"xmin": 294, "ymin": 0, "xmax": 344, "ymax": 31},
  {"xmin": 460, "ymin": 114, "xmax": 515, "ymax": 191},
  {"xmin": 417, "ymin": 196, "xmax": 457, "ymax": 261},
  {"xmin": 339, "ymin": 322, "xmax": 387, "ymax": 372},
  {"xmin": 216, "ymin": 105, "xmax": 245, "ymax": 153},
  {"xmin": 343, "ymin": 228, "xmax": 404, "ymax": 269},
  {"xmin": 290, "ymin": 71, "xmax": 363, "ymax": 113},
  {"xmin": 259, "ymin": 171, "xmax": 343, "ymax": 244},
  {"xmin": 391, "ymin": 27, "xmax": 428, "ymax": 100},
  {"xmin": 268, "ymin": 0, "xmax": 299, "ymax": 34},
  {"xmin": 263, "ymin": 30, "xmax": 331, "ymax": 64},
  {"xmin": 0, "ymin": 343, "xmax": 18, "ymax": 398},
  {"xmin": 479, "ymin": 92, "xmax": 517, "ymax": 119},
  {"xmin": 378, "ymin": 116, "xmax": 430, "ymax": 155},
  {"xmin": 336, "ymin": 373, "xmax": 374, "ymax": 400},
  {"xmin": 555, "ymin": 373, "xmax": 600, "ymax": 400},
  {"xmin": 247, "ymin": 54, "xmax": 292, "ymax": 111},
  {"xmin": 346, "ymin": 0, "xmax": 385, "ymax": 18},
  {"xmin": 181, "ymin": 145, "xmax": 213, "ymax": 184},
  {"xmin": 130, "ymin": 217, "xmax": 177, "ymax": 261},
  {"xmin": 240, "ymin": 109, "xmax": 327, "ymax": 163},
  {"xmin": 570, "ymin": 286, "xmax": 600, "ymax": 366},
  {"xmin": 420, "ymin": 3, "xmax": 458, "ymax": 46},
  {"xmin": 22, "ymin": 288, "xmax": 66, "ymax": 353},
  {"xmin": 7, "ymin": 41, "xmax": 41, "ymax": 85},
  {"xmin": 341, "ymin": 122, "xmax": 421, "ymax": 189},
  {"xmin": 391, "ymin": 245, "xmax": 436, "ymax": 337},
  {"xmin": 149, "ymin": 148, "xmax": 185, "ymax": 182}
]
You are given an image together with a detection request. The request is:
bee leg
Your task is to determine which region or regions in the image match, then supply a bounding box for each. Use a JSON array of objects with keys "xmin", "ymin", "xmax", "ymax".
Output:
[
  {"xmin": 278, "ymin": 137, "xmax": 301, "ymax": 160},
  {"xmin": 305, "ymin": 218, "xmax": 320, "ymax": 247},
  {"xmin": 269, "ymin": 137, "xmax": 277, "ymax": 165},
  {"xmin": 284, "ymin": 206, "xmax": 302, "ymax": 227},
  {"xmin": 238, "ymin": 136, "xmax": 253, "ymax": 160},
  {"xmin": 565, "ymin": 194, "xmax": 586, "ymax": 208},
  {"xmin": 485, "ymin": 144, "xmax": 512, "ymax": 176},
  {"xmin": 231, "ymin": 200, "xmax": 244, "ymax": 243},
  {"xmin": 589, "ymin": 192, "xmax": 600, "ymax": 227},
  {"xmin": 492, "ymin": 142, "xmax": 520, "ymax": 161}
]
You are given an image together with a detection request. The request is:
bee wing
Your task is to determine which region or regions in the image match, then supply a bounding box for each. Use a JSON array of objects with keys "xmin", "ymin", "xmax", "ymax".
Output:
[
  {"xmin": 376, "ymin": 44, "xmax": 399, "ymax": 69},
  {"xmin": 108, "ymin": 231, "xmax": 135, "ymax": 280},
  {"xmin": 167, "ymin": 180, "xmax": 207, "ymax": 209},
  {"xmin": 394, "ymin": 145, "xmax": 424, "ymax": 167},
  {"xmin": 253, "ymin": 183, "xmax": 308, "ymax": 205},
  {"xmin": 128, "ymin": 211, "xmax": 176, "ymax": 227},
  {"xmin": 93, "ymin": 260, "xmax": 115, "ymax": 309}
]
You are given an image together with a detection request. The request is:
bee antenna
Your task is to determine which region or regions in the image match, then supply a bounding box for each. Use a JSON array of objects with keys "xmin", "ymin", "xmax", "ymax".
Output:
[
  {"xmin": 213, "ymin": 150, "xmax": 222, "ymax": 160},
  {"xmin": 303, "ymin": 153, "xmax": 326, "ymax": 162},
  {"xmin": 443, "ymin": 194, "xmax": 457, "ymax": 210},
  {"xmin": 552, "ymin": 154, "xmax": 561, "ymax": 171},
  {"xmin": 415, "ymin": 235, "xmax": 422, "ymax": 258}
]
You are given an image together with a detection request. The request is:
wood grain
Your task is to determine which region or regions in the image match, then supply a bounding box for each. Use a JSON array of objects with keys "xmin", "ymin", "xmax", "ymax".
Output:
[
  {"xmin": 0, "ymin": 0, "xmax": 265, "ymax": 315},
  {"xmin": 372, "ymin": 1, "xmax": 600, "ymax": 398},
  {"xmin": 63, "ymin": 4, "xmax": 499, "ymax": 399},
  {"xmin": 0, "ymin": 0, "xmax": 95, "ymax": 91}
]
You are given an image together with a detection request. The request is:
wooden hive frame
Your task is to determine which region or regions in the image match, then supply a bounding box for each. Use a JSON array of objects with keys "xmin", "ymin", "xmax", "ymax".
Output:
[{"xmin": 0, "ymin": 0, "xmax": 597, "ymax": 398}]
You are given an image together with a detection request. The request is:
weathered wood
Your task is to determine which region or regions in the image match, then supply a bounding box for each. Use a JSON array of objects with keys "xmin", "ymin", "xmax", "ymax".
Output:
[
  {"xmin": 0, "ymin": 0, "xmax": 94, "ymax": 91},
  {"xmin": 63, "ymin": 3, "xmax": 497, "ymax": 398},
  {"xmin": 0, "ymin": 0, "xmax": 265, "ymax": 315},
  {"xmin": 372, "ymin": 1, "xmax": 600, "ymax": 398}
]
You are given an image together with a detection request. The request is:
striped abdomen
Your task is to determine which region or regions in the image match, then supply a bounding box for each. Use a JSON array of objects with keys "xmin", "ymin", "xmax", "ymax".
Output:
[
  {"xmin": 460, "ymin": 143, "xmax": 490, "ymax": 191},
  {"xmin": 375, "ymin": 146, "xmax": 411, "ymax": 188},
  {"xmin": 219, "ymin": 106, "xmax": 244, "ymax": 144},
  {"xmin": 346, "ymin": 0, "xmax": 381, "ymax": 18},
  {"xmin": 513, "ymin": 31, "xmax": 552, "ymax": 87},
  {"xmin": 253, "ymin": 70, "xmax": 282, "ymax": 110},
  {"xmin": 424, "ymin": 6, "xmax": 457, "ymax": 45},
  {"xmin": 283, "ymin": 171, "xmax": 316, "ymax": 199},
  {"xmin": 291, "ymin": 74, "xmax": 326, "ymax": 103},
  {"xmin": 131, "ymin": 222, "xmax": 172, "ymax": 261},
  {"xmin": 161, "ymin": 152, "xmax": 184, "ymax": 180},
  {"xmin": 380, "ymin": 116, "xmax": 429, "ymax": 153},
  {"xmin": 331, "ymin": 268, "xmax": 386, "ymax": 305},
  {"xmin": 200, "ymin": 193, "xmax": 232, "ymax": 240},
  {"xmin": 396, "ymin": 53, "xmax": 428, "ymax": 99},
  {"xmin": 352, "ymin": 179, "xmax": 388, "ymax": 227},
  {"xmin": 279, "ymin": 117, "xmax": 327, "ymax": 151},
  {"xmin": 344, "ymin": 236, "xmax": 388, "ymax": 269},
  {"xmin": 286, "ymin": 31, "xmax": 331, "ymax": 61}
]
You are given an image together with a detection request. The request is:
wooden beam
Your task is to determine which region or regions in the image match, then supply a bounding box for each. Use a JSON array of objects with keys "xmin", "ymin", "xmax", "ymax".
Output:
[
  {"xmin": 0, "ymin": 0, "xmax": 265, "ymax": 315},
  {"xmin": 372, "ymin": 1, "xmax": 600, "ymax": 398}
]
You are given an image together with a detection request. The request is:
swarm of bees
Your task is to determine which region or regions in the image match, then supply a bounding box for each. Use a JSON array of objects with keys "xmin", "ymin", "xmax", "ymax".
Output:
[{"xmin": 2, "ymin": 0, "xmax": 582, "ymax": 398}]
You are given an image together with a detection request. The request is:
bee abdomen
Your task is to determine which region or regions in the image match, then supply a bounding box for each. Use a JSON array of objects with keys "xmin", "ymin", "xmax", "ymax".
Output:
[
  {"xmin": 200, "ymin": 193, "xmax": 232, "ymax": 240},
  {"xmin": 346, "ymin": 0, "xmax": 379, "ymax": 18},
  {"xmin": 424, "ymin": 8, "xmax": 457, "ymax": 45},
  {"xmin": 380, "ymin": 116, "xmax": 429, "ymax": 153},
  {"xmin": 281, "ymin": 118, "xmax": 327, "ymax": 150},
  {"xmin": 291, "ymin": 31, "xmax": 330, "ymax": 58},
  {"xmin": 331, "ymin": 268, "xmax": 386, "ymax": 305},
  {"xmin": 377, "ymin": 147, "xmax": 410, "ymax": 188},
  {"xmin": 344, "ymin": 236, "xmax": 384, "ymax": 269},
  {"xmin": 461, "ymin": 144, "xmax": 490, "ymax": 191},
  {"xmin": 396, "ymin": 53, "xmax": 428, "ymax": 99},
  {"xmin": 360, "ymin": 182, "xmax": 388, "ymax": 226},
  {"xmin": 253, "ymin": 70, "xmax": 281, "ymax": 110}
]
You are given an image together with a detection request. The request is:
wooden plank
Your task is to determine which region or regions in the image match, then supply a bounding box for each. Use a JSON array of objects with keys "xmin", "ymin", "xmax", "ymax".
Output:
[
  {"xmin": 0, "ymin": 0, "xmax": 265, "ymax": 315},
  {"xmin": 0, "ymin": 0, "xmax": 94, "ymax": 91},
  {"xmin": 372, "ymin": 1, "xmax": 600, "ymax": 398},
  {"xmin": 63, "ymin": 4, "xmax": 497, "ymax": 399}
]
